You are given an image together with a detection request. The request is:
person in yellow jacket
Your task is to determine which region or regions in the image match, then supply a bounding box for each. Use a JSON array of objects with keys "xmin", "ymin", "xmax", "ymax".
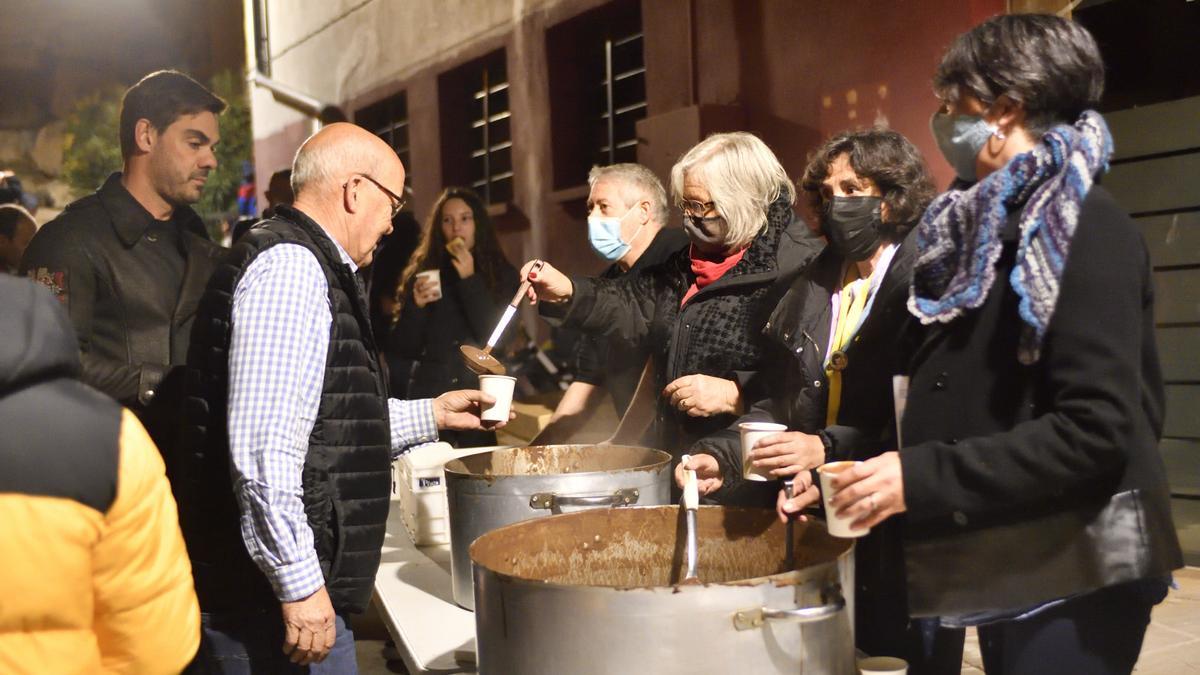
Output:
[{"xmin": 0, "ymin": 275, "xmax": 200, "ymax": 674}]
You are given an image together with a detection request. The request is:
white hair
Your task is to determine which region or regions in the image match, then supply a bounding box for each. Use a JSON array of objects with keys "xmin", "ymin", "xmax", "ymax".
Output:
[
  {"xmin": 587, "ymin": 163, "xmax": 669, "ymax": 226},
  {"xmin": 669, "ymin": 132, "xmax": 795, "ymax": 250},
  {"xmin": 290, "ymin": 130, "xmax": 386, "ymax": 198}
]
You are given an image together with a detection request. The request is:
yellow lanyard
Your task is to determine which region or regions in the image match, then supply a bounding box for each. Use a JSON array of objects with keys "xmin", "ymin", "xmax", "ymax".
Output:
[{"xmin": 825, "ymin": 268, "xmax": 870, "ymax": 427}]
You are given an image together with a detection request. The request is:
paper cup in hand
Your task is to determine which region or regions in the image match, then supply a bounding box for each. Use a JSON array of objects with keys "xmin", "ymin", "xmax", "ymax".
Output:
[
  {"xmin": 415, "ymin": 269, "xmax": 442, "ymax": 301},
  {"xmin": 739, "ymin": 422, "xmax": 787, "ymax": 481},
  {"xmin": 818, "ymin": 461, "xmax": 870, "ymax": 538},
  {"xmin": 478, "ymin": 374, "xmax": 515, "ymax": 423}
]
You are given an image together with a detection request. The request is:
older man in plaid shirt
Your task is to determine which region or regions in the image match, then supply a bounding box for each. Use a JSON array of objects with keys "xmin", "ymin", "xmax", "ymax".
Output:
[{"xmin": 176, "ymin": 124, "xmax": 500, "ymax": 674}]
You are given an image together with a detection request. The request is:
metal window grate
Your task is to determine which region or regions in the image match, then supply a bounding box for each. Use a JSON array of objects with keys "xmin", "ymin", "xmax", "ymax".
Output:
[
  {"xmin": 355, "ymin": 92, "xmax": 411, "ymax": 187},
  {"xmin": 469, "ymin": 62, "xmax": 513, "ymax": 204},
  {"xmin": 596, "ymin": 30, "xmax": 646, "ymax": 166}
]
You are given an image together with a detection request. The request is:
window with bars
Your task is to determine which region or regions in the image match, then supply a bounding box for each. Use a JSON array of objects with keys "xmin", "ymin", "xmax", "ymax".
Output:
[
  {"xmin": 440, "ymin": 50, "xmax": 512, "ymax": 204},
  {"xmin": 355, "ymin": 92, "xmax": 411, "ymax": 187},
  {"xmin": 547, "ymin": 0, "xmax": 645, "ymax": 189}
]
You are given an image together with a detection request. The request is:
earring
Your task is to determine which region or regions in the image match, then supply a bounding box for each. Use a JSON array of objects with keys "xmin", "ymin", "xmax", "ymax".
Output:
[{"xmin": 993, "ymin": 127, "xmax": 1007, "ymax": 141}]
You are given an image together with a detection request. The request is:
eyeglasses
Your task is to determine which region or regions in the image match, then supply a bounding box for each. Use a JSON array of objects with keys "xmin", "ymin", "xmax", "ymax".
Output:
[
  {"xmin": 348, "ymin": 174, "xmax": 407, "ymax": 218},
  {"xmin": 677, "ymin": 199, "xmax": 716, "ymax": 217}
]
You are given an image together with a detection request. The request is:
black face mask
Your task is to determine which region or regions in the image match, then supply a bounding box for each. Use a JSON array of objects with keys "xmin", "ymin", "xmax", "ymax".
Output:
[
  {"xmin": 824, "ymin": 195, "xmax": 884, "ymax": 261},
  {"xmin": 682, "ymin": 214, "xmax": 726, "ymax": 255}
]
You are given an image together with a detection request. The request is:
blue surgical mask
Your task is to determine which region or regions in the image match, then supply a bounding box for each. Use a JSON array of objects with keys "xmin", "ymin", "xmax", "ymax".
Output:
[
  {"xmin": 930, "ymin": 111, "xmax": 997, "ymax": 182},
  {"xmin": 587, "ymin": 209, "xmax": 644, "ymax": 262}
]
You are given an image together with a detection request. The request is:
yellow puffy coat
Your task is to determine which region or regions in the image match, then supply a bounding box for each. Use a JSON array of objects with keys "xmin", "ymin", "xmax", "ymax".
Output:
[{"xmin": 0, "ymin": 409, "xmax": 201, "ymax": 674}]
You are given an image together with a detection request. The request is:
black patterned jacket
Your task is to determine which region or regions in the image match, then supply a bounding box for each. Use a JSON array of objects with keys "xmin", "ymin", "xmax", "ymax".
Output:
[{"xmin": 542, "ymin": 194, "xmax": 823, "ymax": 455}]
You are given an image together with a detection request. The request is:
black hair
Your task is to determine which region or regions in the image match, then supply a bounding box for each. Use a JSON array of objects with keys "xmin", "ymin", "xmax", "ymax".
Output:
[
  {"xmin": 119, "ymin": 70, "xmax": 226, "ymax": 160},
  {"xmin": 800, "ymin": 128, "xmax": 936, "ymax": 242},
  {"xmin": 394, "ymin": 186, "xmax": 512, "ymax": 316},
  {"xmin": 935, "ymin": 14, "xmax": 1105, "ymax": 135},
  {"xmin": 0, "ymin": 205, "xmax": 34, "ymax": 239}
]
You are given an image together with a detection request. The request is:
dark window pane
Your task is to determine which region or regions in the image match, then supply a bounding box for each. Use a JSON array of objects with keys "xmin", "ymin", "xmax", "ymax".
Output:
[
  {"xmin": 490, "ymin": 148, "xmax": 512, "ymax": 176},
  {"xmin": 491, "ymin": 176, "xmax": 513, "ymax": 203},
  {"xmin": 489, "ymin": 116, "xmax": 511, "ymax": 145},
  {"xmin": 489, "ymin": 86, "xmax": 510, "ymax": 115}
]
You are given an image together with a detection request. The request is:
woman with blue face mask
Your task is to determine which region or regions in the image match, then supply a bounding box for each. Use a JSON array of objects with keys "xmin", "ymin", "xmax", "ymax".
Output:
[{"xmin": 787, "ymin": 15, "xmax": 1182, "ymax": 675}]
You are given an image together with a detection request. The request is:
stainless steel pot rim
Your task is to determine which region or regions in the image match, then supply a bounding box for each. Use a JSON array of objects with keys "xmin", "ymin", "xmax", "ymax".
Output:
[
  {"xmin": 470, "ymin": 505, "xmax": 852, "ymax": 592},
  {"xmin": 444, "ymin": 444, "xmax": 672, "ymax": 479}
]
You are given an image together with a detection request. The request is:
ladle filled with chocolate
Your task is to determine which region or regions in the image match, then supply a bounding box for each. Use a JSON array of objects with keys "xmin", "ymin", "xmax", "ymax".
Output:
[{"xmin": 459, "ymin": 259, "xmax": 545, "ymax": 376}]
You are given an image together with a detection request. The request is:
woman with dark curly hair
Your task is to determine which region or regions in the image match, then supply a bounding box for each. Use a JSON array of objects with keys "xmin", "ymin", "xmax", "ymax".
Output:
[
  {"xmin": 795, "ymin": 15, "xmax": 1182, "ymax": 674},
  {"xmin": 388, "ymin": 186, "xmax": 518, "ymax": 446}
]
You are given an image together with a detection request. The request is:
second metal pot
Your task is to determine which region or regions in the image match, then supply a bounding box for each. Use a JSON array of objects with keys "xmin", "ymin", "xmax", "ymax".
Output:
[
  {"xmin": 471, "ymin": 505, "xmax": 856, "ymax": 674},
  {"xmin": 445, "ymin": 444, "xmax": 671, "ymax": 609}
]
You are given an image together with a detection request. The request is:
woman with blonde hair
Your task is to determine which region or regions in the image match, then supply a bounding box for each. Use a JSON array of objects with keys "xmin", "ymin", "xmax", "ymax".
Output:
[{"xmin": 524, "ymin": 132, "xmax": 823, "ymax": 455}]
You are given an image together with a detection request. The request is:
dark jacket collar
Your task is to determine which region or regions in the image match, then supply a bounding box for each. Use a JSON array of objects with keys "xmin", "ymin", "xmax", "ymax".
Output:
[
  {"xmin": 97, "ymin": 172, "xmax": 208, "ymax": 247},
  {"xmin": 691, "ymin": 194, "xmax": 825, "ymax": 297}
]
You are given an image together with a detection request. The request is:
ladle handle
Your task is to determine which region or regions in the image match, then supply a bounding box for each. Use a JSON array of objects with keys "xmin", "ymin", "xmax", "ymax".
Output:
[{"xmin": 509, "ymin": 259, "xmax": 546, "ymax": 307}]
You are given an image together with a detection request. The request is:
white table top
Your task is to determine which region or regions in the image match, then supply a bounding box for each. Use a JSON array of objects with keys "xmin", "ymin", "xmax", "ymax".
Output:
[{"xmin": 373, "ymin": 501, "xmax": 477, "ymax": 674}]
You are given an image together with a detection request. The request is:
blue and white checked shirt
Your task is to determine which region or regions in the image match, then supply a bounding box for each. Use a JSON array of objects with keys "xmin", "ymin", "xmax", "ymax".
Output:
[{"xmin": 228, "ymin": 234, "xmax": 438, "ymax": 603}]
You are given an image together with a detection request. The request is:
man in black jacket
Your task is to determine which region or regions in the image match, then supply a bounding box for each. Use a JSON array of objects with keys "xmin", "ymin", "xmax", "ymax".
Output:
[
  {"xmin": 534, "ymin": 163, "xmax": 688, "ymax": 443},
  {"xmin": 21, "ymin": 70, "xmax": 225, "ymax": 447}
]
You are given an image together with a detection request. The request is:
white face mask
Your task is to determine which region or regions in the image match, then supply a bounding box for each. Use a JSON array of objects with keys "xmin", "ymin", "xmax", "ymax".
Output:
[{"xmin": 587, "ymin": 208, "xmax": 645, "ymax": 262}]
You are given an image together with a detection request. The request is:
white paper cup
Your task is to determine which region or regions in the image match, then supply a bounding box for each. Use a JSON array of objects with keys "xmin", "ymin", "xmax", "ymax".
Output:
[
  {"xmin": 818, "ymin": 461, "xmax": 870, "ymax": 538},
  {"xmin": 739, "ymin": 422, "xmax": 788, "ymax": 481},
  {"xmin": 415, "ymin": 269, "xmax": 442, "ymax": 301},
  {"xmin": 478, "ymin": 374, "xmax": 515, "ymax": 422},
  {"xmin": 858, "ymin": 656, "xmax": 908, "ymax": 674}
]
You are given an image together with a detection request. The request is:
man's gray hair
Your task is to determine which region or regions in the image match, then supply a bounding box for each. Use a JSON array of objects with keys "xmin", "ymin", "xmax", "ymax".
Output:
[
  {"xmin": 669, "ymin": 132, "xmax": 795, "ymax": 251},
  {"xmin": 587, "ymin": 163, "xmax": 669, "ymax": 227},
  {"xmin": 290, "ymin": 132, "xmax": 386, "ymax": 197}
]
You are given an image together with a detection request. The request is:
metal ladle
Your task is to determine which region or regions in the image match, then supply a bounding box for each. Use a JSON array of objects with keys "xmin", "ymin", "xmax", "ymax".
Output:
[
  {"xmin": 679, "ymin": 454, "xmax": 702, "ymax": 585},
  {"xmin": 459, "ymin": 259, "xmax": 545, "ymax": 376}
]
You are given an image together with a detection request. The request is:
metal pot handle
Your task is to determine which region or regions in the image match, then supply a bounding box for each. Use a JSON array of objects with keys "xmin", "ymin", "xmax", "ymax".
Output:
[
  {"xmin": 529, "ymin": 488, "xmax": 640, "ymax": 510},
  {"xmin": 732, "ymin": 586, "xmax": 845, "ymax": 631}
]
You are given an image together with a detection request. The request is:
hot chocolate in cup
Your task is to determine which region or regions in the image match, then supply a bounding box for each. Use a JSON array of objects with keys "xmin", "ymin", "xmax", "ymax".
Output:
[
  {"xmin": 857, "ymin": 656, "xmax": 908, "ymax": 675},
  {"xmin": 818, "ymin": 461, "xmax": 870, "ymax": 538},
  {"xmin": 478, "ymin": 374, "xmax": 516, "ymax": 423},
  {"xmin": 415, "ymin": 269, "xmax": 442, "ymax": 301},
  {"xmin": 739, "ymin": 422, "xmax": 788, "ymax": 481}
]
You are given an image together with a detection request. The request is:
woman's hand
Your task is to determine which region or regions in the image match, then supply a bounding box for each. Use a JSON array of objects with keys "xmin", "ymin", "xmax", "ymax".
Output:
[
  {"xmin": 674, "ymin": 453, "xmax": 724, "ymax": 496},
  {"xmin": 413, "ymin": 276, "xmax": 441, "ymax": 308},
  {"xmin": 775, "ymin": 471, "xmax": 820, "ymax": 523},
  {"xmin": 520, "ymin": 259, "xmax": 573, "ymax": 303},
  {"xmin": 448, "ymin": 247, "xmax": 475, "ymax": 279},
  {"xmin": 663, "ymin": 375, "xmax": 741, "ymax": 417},
  {"xmin": 827, "ymin": 451, "xmax": 906, "ymax": 530},
  {"xmin": 749, "ymin": 431, "xmax": 825, "ymax": 479}
]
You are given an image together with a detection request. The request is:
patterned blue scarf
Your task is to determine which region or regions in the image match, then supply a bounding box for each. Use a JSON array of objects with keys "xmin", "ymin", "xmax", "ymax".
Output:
[{"xmin": 908, "ymin": 111, "xmax": 1114, "ymax": 364}]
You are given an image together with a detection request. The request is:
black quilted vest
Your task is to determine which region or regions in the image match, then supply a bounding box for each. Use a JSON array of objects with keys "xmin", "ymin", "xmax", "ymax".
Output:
[{"xmin": 175, "ymin": 206, "xmax": 391, "ymax": 614}]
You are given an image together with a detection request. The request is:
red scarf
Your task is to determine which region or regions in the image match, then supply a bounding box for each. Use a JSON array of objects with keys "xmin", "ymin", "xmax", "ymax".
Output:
[{"xmin": 681, "ymin": 245, "xmax": 745, "ymax": 306}]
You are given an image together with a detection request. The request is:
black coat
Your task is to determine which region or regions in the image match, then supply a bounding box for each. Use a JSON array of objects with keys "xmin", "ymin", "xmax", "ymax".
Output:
[
  {"xmin": 19, "ymin": 173, "xmax": 221, "ymax": 445},
  {"xmin": 698, "ymin": 234, "xmax": 917, "ymax": 503},
  {"xmin": 572, "ymin": 227, "xmax": 690, "ymax": 415},
  {"xmin": 898, "ymin": 186, "xmax": 1182, "ymax": 616},
  {"xmin": 388, "ymin": 260, "xmax": 520, "ymax": 399},
  {"xmin": 542, "ymin": 195, "xmax": 824, "ymax": 454}
]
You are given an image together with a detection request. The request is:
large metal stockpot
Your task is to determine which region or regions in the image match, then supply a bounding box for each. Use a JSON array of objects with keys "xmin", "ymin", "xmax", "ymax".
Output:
[
  {"xmin": 471, "ymin": 506, "xmax": 855, "ymax": 674},
  {"xmin": 445, "ymin": 444, "xmax": 671, "ymax": 610}
]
